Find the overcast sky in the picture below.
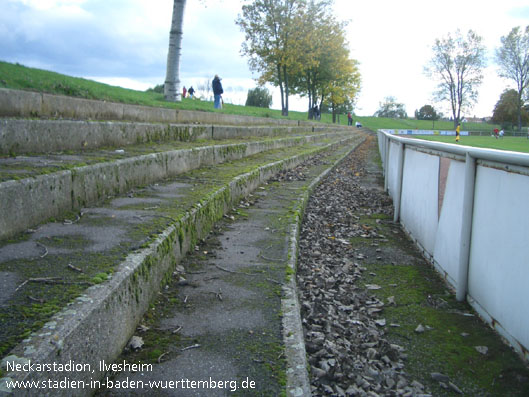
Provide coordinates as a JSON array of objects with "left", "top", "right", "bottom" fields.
[{"left": 1, "top": 0, "right": 529, "bottom": 117}]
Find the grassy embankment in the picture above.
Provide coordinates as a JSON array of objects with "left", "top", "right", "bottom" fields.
[
  {"left": 6, "top": 60, "right": 529, "bottom": 153},
  {"left": 0, "top": 60, "right": 496, "bottom": 129}
]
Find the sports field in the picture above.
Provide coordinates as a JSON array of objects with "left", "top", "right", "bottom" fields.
[{"left": 415, "top": 135, "right": 529, "bottom": 154}]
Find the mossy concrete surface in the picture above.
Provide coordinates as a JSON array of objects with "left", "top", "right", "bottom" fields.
[
  {"left": 351, "top": 140, "right": 529, "bottom": 396},
  {"left": 0, "top": 132, "right": 365, "bottom": 396},
  {"left": 0, "top": 88, "right": 327, "bottom": 128},
  {"left": 97, "top": 140, "right": 360, "bottom": 397},
  {"left": 0, "top": 118, "right": 334, "bottom": 155},
  {"left": 0, "top": 129, "right": 355, "bottom": 240}
]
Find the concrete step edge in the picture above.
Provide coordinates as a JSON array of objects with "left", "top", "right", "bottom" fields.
[
  {"left": 0, "top": 118, "right": 349, "bottom": 155},
  {"left": 1, "top": 88, "right": 340, "bottom": 128},
  {"left": 0, "top": 131, "right": 356, "bottom": 240},
  {"left": 0, "top": 135, "right": 360, "bottom": 396}
]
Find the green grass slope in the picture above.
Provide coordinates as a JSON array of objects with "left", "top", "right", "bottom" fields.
[
  {"left": 412, "top": 135, "right": 529, "bottom": 153},
  {"left": 0, "top": 60, "right": 502, "bottom": 134}
]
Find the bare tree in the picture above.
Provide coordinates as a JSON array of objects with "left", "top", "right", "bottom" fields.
[
  {"left": 496, "top": 26, "right": 529, "bottom": 131},
  {"left": 425, "top": 29, "right": 486, "bottom": 127},
  {"left": 164, "top": 0, "right": 186, "bottom": 102}
]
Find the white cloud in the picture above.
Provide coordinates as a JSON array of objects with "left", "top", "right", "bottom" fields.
[
  {"left": 336, "top": 0, "right": 529, "bottom": 116},
  {"left": 1, "top": 0, "right": 528, "bottom": 116},
  {"left": 13, "top": 0, "right": 88, "bottom": 11}
]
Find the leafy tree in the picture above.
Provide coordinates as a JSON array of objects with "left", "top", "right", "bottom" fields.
[
  {"left": 288, "top": 0, "right": 332, "bottom": 117},
  {"left": 237, "top": 0, "right": 306, "bottom": 116},
  {"left": 495, "top": 26, "right": 529, "bottom": 130},
  {"left": 492, "top": 88, "right": 529, "bottom": 126},
  {"left": 374, "top": 96, "right": 407, "bottom": 118},
  {"left": 164, "top": 0, "right": 186, "bottom": 101},
  {"left": 245, "top": 87, "right": 273, "bottom": 108},
  {"left": 425, "top": 29, "right": 486, "bottom": 128},
  {"left": 146, "top": 84, "right": 164, "bottom": 94},
  {"left": 321, "top": 98, "right": 354, "bottom": 115},
  {"left": 326, "top": 57, "right": 361, "bottom": 122},
  {"left": 415, "top": 104, "right": 440, "bottom": 120},
  {"left": 286, "top": 0, "right": 360, "bottom": 120}
]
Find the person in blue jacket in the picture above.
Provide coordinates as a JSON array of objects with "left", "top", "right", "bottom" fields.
[{"left": 212, "top": 75, "right": 224, "bottom": 109}]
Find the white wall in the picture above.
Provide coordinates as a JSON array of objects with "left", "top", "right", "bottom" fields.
[
  {"left": 432, "top": 159, "right": 465, "bottom": 285},
  {"left": 469, "top": 167, "right": 529, "bottom": 352},
  {"left": 378, "top": 130, "right": 529, "bottom": 361},
  {"left": 400, "top": 149, "right": 439, "bottom": 255},
  {"left": 386, "top": 140, "right": 400, "bottom": 197}
]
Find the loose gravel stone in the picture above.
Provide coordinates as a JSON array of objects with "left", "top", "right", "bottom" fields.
[{"left": 297, "top": 136, "right": 431, "bottom": 396}]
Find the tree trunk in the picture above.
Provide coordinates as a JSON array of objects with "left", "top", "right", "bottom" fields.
[
  {"left": 283, "top": 65, "right": 289, "bottom": 116},
  {"left": 517, "top": 90, "right": 523, "bottom": 131},
  {"left": 277, "top": 64, "right": 286, "bottom": 116},
  {"left": 164, "top": 0, "right": 186, "bottom": 102},
  {"left": 307, "top": 76, "right": 313, "bottom": 120}
]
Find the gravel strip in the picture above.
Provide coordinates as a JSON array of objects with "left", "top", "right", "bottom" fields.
[{"left": 297, "top": 136, "right": 432, "bottom": 397}]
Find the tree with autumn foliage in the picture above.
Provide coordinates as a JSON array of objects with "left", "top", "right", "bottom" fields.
[
  {"left": 237, "top": 0, "right": 360, "bottom": 118},
  {"left": 492, "top": 88, "right": 529, "bottom": 127},
  {"left": 288, "top": 0, "right": 360, "bottom": 120},
  {"left": 237, "top": 0, "right": 306, "bottom": 116},
  {"left": 326, "top": 57, "right": 361, "bottom": 122}
]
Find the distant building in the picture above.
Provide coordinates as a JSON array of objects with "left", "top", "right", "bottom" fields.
[{"left": 465, "top": 117, "right": 487, "bottom": 123}]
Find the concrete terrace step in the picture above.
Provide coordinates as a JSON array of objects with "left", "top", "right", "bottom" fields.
[
  {"left": 0, "top": 118, "right": 341, "bottom": 155},
  {"left": 0, "top": 88, "right": 315, "bottom": 127},
  {"left": 0, "top": 89, "right": 365, "bottom": 395},
  {"left": 97, "top": 138, "right": 361, "bottom": 397},
  {"left": 0, "top": 130, "right": 355, "bottom": 240},
  {"left": 0, "top": 132, "right": 366, "bottom": 396}
]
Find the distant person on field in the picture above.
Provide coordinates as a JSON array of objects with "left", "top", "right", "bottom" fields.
[
  {"left": 188, "top": 86, "right": 195, "bottom": 99},
  {"left": 212, "top": 75, "right": 224, "bottom": 109},
  {"left": 499, "top": 129, "right": 504, "bottom": 138},
  {"left": 455, "top": 123, "right": 461, "bottom": 142},
  {"left": 493, "top": 128, "right": 499, "bottom": 138},
  {"left": 347, "top": 111, "right": 353, "bottom": 126},
  {"left": 313, "top": 105, "right": 320, "bottom": 120},
  {"left": 182, "top": 86, "right": 187, "bottom": 99}
]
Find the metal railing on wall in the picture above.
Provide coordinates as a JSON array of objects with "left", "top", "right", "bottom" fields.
[{"left": 377, "top": 129, "right": 529, "bottom": 361}]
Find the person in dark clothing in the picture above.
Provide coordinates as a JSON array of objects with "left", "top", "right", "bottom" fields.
[
  {"left": 313, "top": 105, "right": 320, "bottom": 120},
  {"left": 188, "top": 86, "right": 195, "bottom": 99},
  {"left": 347, "top": 111, "right": 353, "bottom": 126},
  {"left": 212, "top": 75, "right": 223, "bottom": 109}
]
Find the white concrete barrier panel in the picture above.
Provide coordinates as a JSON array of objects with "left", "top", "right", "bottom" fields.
[{"left": 377, "top": 129, "right": 529, "bottom": 361}]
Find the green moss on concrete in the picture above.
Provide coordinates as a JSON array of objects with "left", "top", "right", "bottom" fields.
[
  {"left": 0, "top": 136, "right": 357, "bottom": 364},
  {"left": 357, "top": 213, "right": 529, "bottom": 396}
]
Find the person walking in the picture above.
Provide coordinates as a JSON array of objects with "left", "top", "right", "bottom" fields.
[
  {"left": 188, "top": 86, "right": 195, "bottom": 99},
  {"left": 455, "top": 122, "right": 461, "bottom": 142},
  {"left": 347, "top": 112, "right": 353, "bottom": 126},
  {"left": 182, "top": 86, "right": 187, "bottom": 99},
  {"left": 212, "top": 75, "right": 223, "bottom": 109}
]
